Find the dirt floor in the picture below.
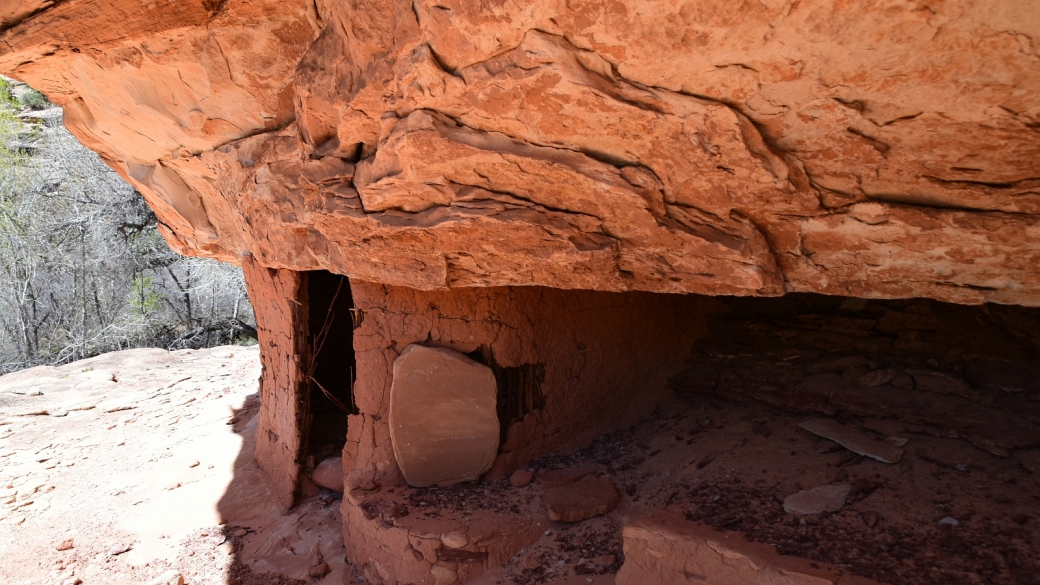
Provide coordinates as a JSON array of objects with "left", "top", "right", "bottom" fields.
[
  {"left": 0, "top": 345, "right": 346, "bottom": 585},
  {"left": 367, "top": 295, "right": 1040, "bottom": 585}
]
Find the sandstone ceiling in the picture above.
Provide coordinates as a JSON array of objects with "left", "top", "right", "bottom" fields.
[{"left": 2, "top": 0, "right": 1039, "bottom": 304}]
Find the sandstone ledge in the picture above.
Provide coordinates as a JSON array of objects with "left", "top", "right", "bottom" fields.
[{"left": 1, "top": 1, "right": 1038, "bottom": 304}]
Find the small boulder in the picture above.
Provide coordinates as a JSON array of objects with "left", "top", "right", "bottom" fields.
[
  {"left": 522, "top": 556, "right": 542, "bottom": 569},
  {"left": 312, "top": 456, "right": 344, "bottom": 492},
  {"left": 108, "top": 543, "right": 132, "bottom": 556},
  {"left": 509, "top": 469, "right": 534, "bottom": 488},
  {"left": 440, "top": 530, "right": 468, "bottom": 549},
  {"left": 543, "top": 475, "right": 621, "bottom": 522},
  {"left": 905, "top": 368, "right": 979, "bottom": 400},
  {"left": 430, "top": 566, "right": 458, "bottom": 585}
]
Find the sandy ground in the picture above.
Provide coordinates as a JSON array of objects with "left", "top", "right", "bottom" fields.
[
  {"left": 3, "top": 340, "right": 1037, "bottom": 585},
  {"left": 0, "top": 346, "right": 346, "bottom": 585}
]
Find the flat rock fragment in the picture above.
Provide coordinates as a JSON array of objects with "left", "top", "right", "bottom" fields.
[
  {"left": 905, "top": 369, "right": 979, "bottom": 400},
  {"left": 783, "top": 485, "right": 852, "bottom": 515},
  {"left": 800, "top": 419, "right": 903, "bottom": 463},
  {"left": 543, "top": 475, "right": 621, "bottom": 522},
  {"left": 389, "top": 345, "right": 499, "bottom": 487}
]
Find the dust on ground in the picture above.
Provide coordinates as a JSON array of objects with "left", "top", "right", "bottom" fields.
[{"left": 0, "top": 345, "right": 345, "bottom": 585}]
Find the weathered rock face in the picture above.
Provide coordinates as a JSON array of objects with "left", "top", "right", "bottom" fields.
[{"left": 3, "top": 0, "right": 1040, "bottom": 304}]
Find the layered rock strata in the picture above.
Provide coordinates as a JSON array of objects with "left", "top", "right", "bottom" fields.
[
  {"left": 5, "top": 3, "right": 1040, "bottom": 584},
  {"left": 2, "top": 0, "right": 1039, "bottom": 303}
]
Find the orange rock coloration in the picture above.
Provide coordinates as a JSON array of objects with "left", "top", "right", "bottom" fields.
[
  {"left": 2, "top": 0, "right": 1039, "bottom": 304},
  {"left": 5, "top": 4, "right": 1040, "bottom": 584}
]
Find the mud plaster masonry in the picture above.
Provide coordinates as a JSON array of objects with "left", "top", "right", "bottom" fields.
[
  {"left": 346, "top": 284, "right": 710, "bottom": 581},
  {"left": 242, "top": 257, "right": 310, "bottom": 509},
  {"left": 242, "top": 268, "right": 712, "bottom": 579}
]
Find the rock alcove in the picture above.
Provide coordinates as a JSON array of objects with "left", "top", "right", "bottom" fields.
[{"left": 3, "top": 1, "right": 1040, "bottom": 583}]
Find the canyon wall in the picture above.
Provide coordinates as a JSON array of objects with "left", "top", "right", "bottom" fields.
[{"left": 2, "top": 0, "right": 1039, "bottom": 304}]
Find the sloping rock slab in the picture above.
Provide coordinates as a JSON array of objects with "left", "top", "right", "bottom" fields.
[
  {"left": 800, "top": 419, "right": 903, "bottom": 463},
  {"left": 389, "top": 345, "right": 499, "bottom": 487},
  {"left": 616, "top": 510, "right": 885, "bottom": 585}
]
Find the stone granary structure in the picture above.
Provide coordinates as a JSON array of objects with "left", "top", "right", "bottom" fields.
[{"left": 4, "top": 2, "right": 1040, "bottom": 584}]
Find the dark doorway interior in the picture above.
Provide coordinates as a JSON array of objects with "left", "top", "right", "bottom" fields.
[
  {"left": 305, "top": 270, "right": 357, "bottom": 463},
  {"left": 466, "top": 346, "right": 546, "bottom": 444}
]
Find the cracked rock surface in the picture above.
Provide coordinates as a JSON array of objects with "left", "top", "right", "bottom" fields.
[{"left": 2, "top": 0, "right": 1039, "bottom": 303}]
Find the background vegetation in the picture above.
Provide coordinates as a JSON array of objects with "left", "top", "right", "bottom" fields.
[{"left": 0, "top": 77, "right": 255, "bottom": 375}]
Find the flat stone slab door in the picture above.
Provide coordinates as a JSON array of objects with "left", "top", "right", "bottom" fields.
[{"left": 389, "top": 345, "right": 500, "bottom": 487}]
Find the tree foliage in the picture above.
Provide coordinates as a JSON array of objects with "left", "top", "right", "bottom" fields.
[{"left": 0, "top": 81, "right": 255, "bottom": 374}]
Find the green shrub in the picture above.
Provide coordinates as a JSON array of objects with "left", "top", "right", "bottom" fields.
[
  {"left": 131, "top": 275, "right": 163, "bottom": 317},
  {"left": 0, "top": 78, "right": 13, "bottom": 107},
  {"left": 20, "top": 88, "right": 48, "bottom": 110}
]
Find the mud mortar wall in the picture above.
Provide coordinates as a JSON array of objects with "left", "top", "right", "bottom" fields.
[
  {"left": 242, "top": 256, "right": 310, "bottom": 508},
  {"left": 342, "top": 282, "right": 713, "bottom": 492}
]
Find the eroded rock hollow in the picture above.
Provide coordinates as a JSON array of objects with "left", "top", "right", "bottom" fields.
[{"left": 4, "top": 1, "right": 1040, "bottom": 584}]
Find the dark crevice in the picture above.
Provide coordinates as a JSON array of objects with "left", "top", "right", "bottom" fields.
[
  {"left": 465, "top": 347, "right": 546, "bottom": 444},
  {"left": 846, "top": 127, "right": 891, "bottom": 156},
  {"left": 922, "top": 174, "right": 1040, "bottom": 190},
  {"left": 304, "top": 271, "right": 356, "bottom": 466}
]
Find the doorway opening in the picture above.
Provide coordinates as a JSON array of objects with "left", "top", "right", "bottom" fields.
[{"left": 304, "top": 270, "right": 357, "bottom": 464}]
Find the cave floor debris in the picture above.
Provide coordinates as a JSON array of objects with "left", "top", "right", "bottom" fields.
[{"left": 392, "top": 391, "right": 1038, "bottom": 585}]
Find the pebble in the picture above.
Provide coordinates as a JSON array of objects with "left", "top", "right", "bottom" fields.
[
  {"left": 523, "top": 556, "right": 542, "bottom": 569},
  {"left": 56, "top": 538, "right": 74, "bottom": 551},
  {"left": 939, "top": 516, "right": 959, "bottom": 526},
  {"left": 108, "top": 543, "right": 132, "bottom": 556}
]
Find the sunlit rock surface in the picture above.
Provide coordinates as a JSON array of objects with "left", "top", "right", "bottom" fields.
[{"left": 2, "top": 0, "right": 1039, "bottom": 304}]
